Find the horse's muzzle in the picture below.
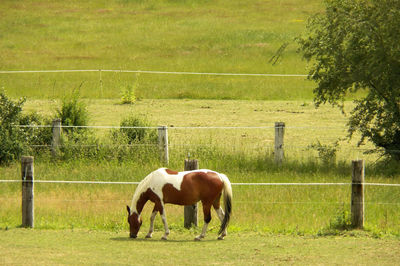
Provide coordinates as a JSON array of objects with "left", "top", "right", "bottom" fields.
[{"left": 130, "top": 233, "right": 137, "bottom": 239}]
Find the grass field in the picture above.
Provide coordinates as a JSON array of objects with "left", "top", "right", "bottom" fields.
[
  {"left": 2, "top": 229, "right": 400, "bottom": 265},
  {"left": 1, "top": 99, "right": 400, "bottom": 236},
  {"left": 0, "top": 0, "right": 324, "bottom": 99},
  {"left": 1, "top": 0, "right": 400, "bottom": 264}
]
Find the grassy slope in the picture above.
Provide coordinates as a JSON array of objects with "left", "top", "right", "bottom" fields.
[
  {"left": 1, "top": 229, "right": 400, "bottom": 265},
  {"left": 0, "top": 0, "right": 323, "bottom": 99}
]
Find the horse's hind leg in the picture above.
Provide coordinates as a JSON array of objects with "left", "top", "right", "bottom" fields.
[
  {"left": 215, "top": 207, "right": 227, "bottom": 240},
  {"left": 195, "top": 203, "right": 212, "bottom": 241},
  {"left": 213, "top": 200, "right": 227, "bottom": 240},
  {"left": 146, "top": 206, "right": 158, "bottom": 238}
]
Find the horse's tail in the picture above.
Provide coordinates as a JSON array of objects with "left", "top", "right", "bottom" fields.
[{"left": 218, "top": 174, "right": 232, "bottom": 235}]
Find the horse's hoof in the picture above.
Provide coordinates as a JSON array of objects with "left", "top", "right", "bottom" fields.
[
  {"left": 217, "top": 236, "right": 225, "bottom": 240},
  {"left": 145, "top": 234, "right": 152, "bottom": 239},
  {"left": 161, "top": 236, "right": 168, "bottom": 241},
  {"left": 194, "top": 237, "right": 202, "bottom": 241}
]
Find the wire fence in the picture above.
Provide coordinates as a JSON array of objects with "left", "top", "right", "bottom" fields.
[
  {"left": 1, "top": 179, "right": 399, "bottom": 233},
  {"left": 2, "top": 179, "right": 400, "bottom": 187},
  {"left": 15, "top": 123, "right": 397, "bottom": 162},
  {"left": 0, "top": 69, "right": 308, "bottom": 77},
  {"left": 0, "top": 68, "right": 313, "bottom": 99}
]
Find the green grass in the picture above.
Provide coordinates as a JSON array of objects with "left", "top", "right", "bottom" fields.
[
  {"left": 2, "top": 98, "right": 400, "bottom": 236},
  {"left": 1, "top": 158, "right": 400, "bottom": 236},
  {"left": 0, "top": 0, "right": 323, "bottom": 100},
  {"left": 22, "top": 98, "right": 376, "bottom": 163},
  {"left": 1, "top": 229, "right": 400, "bottom": 265},
  {"left": 1, "top": 0, "right": 400, "bottom": 254}
]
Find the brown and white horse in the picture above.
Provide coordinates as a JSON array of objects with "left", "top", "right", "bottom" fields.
[{"left": 126, "top": 168, "right": 232, "bottom": 241}]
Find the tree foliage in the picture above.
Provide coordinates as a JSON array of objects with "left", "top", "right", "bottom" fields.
[
  {"left": 0, "top": 92, "right": 26, "bottom": 165},
  {"left": 298, "top": 0, "right": 400, "bottom": 159},
  {"left": 0, "top": 92, "right": 53, "bottom": 165}
]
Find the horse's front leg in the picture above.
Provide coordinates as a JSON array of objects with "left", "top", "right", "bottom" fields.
[
  {"left": 159, "top": 203, "right": 170, "bottom": 240},
  {"left": 146, "top": 207, "right": 158, "bottom": 238}
]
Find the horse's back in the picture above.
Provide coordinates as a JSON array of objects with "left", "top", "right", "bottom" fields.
[{"left": 161, "top": 169, "right": 224, "bottom": 205}]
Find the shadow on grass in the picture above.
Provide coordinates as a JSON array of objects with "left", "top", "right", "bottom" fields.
[{"left": 110, "top": 236, "right": 219, "bottom": 243}]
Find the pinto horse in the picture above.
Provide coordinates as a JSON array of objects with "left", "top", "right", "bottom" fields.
[{"left": 126, "top": 168, "right": 232, "bottom": 241}]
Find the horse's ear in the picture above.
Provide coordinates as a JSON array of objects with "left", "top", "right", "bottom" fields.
[{"left": 126, "top": 205, "right": 131, "bottom": 215}]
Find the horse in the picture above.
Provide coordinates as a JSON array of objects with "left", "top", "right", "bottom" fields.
[{"left": 126, "top": 168, "right": 232, "bottom": 241}]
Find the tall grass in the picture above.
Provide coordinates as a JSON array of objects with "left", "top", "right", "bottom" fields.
[{"left": 1, "top": 144, "right": 400, "bottom": 236}]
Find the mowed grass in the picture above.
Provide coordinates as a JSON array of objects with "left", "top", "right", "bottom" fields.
[
  {"left": 1, "top": 229, "right": 400, "bottom": 265},
  {"left": 0, "top": 0, "right": 324, "bottom": 100}
]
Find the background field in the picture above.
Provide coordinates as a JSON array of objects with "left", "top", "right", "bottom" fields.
[{"left": 0, "top": 0, "right": 324, "bottom": 99}]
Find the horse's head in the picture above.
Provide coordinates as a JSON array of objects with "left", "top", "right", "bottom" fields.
[{"left": 126, "top": 206, "right": 142, "bottom": 238}]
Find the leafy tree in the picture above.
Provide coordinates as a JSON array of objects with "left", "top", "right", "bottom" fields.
[{"left": 298, "top": 0, "right": 400, "bottom": 159}]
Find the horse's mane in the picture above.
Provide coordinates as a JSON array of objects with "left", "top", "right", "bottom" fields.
[{"left": 130, "top": 170, "right": 158, "bottom": 214}]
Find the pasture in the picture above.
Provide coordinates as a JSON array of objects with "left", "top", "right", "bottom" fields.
[
  {"left": 1, "top": 0, "right": 400, "bottom": 264},
  {"left": 0, "top": 0, "right": 324, "bottom": 100},
  {"left": 2, "top": 229, "right": 400, "bottom": 265},
  {"left": 1, "top": 99, "right": 400, "bottom": 236}
]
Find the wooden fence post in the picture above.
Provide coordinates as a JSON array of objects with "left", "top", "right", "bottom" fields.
[
  {"left": 51, "top": 118, "right": 62, "bottom": 157},
  {"left": 351, "top": 159, "right": 364, "bottom": 229},
  {"left": 21, "top": 156, "right": 34, "bottom": 228},
  {"left": 184, "top": 159, "right": 198, "bottom": 228},
  {"left": 158, "top": 126, "right": 169, "bottom": 165},
  {"left": 274, "top": 122, "right": 285, "bottom": 164}
]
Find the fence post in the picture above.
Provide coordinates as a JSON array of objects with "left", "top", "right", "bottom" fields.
[
  {"left": 21, "top": 156, "right": 34, "bottom": 228},
  {"left": 274, "top": 122, "right": 285, "bottom": 164},
  {"left": 351, "top": 159, "right": 364, "bottom": 229},
  {"left": 51, "top": 118, "right": 62, "bottom": 157},
  {"left": 99, "top": 69, "right": 103, "bottom": 98},
  {"left": 184, "top": 159, "right": 198, "bottom": 229},
  {"left": 158, "top": 126, "right": 169, "bottom": 165}
]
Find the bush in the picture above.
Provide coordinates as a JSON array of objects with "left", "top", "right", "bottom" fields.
[
  {"left": 0, "top": 92, "right": 26, "bottom": 165},
  {"left": 59, "top": 130, "right": 100, "bottom": 161},
  {"left": 308, "top": 140, "right": 339, "bottom": 165},
  {"left": 120, "top": 74, "right": 139, "bottom": 104},
  {"left": 56, "top": 90, "right": 89, "bottom": 135},
  {"left": 116, "top": 115, "right": 158, "bottom": 144}
]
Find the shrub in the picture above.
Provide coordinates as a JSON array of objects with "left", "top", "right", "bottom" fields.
[
  {"left": 19, "top": 112, "right": 53, "bottom": 157},
  {"left": 56, "top": 90, "right": 89, "bottom": 135},
  {"left": 106, "top": 114, "right": 158, "bottom": 162},
  {"left": 59, "top": 130, "right": 100, "bottom": 161},
  {"left": 0, "top": 92, "right": 26, "bottom": 165},
  {"left": 308, "top": 140, "right": 339, "bottom": 165},
  {"left": 116, "top": 115, "right": 157, "bottom": 144},
  {"left": 120, "top": 74, "right": 139, "bottom": 104}
]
